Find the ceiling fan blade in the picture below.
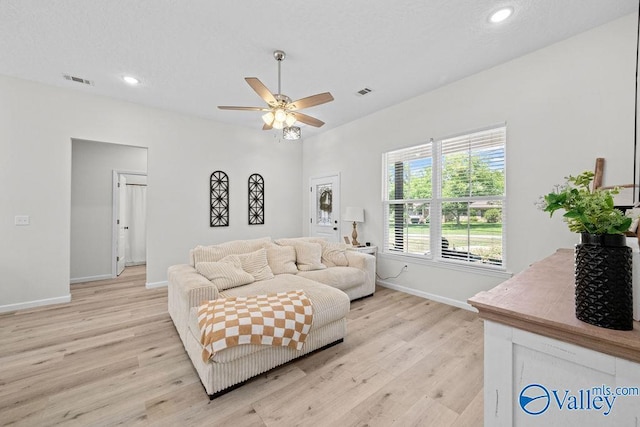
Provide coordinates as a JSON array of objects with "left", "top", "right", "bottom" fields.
[
  {"left": 292, "top": 112, "right": 325, "bottom": 127},
  {"left": 288, "top": 92, "right": 334, "bottom": 111},
  {"left": 218, "top": 106, "right": 270, "bottom": 111},
  {"left": 245, "top": 77, "right": 278, "bottom": 106}
]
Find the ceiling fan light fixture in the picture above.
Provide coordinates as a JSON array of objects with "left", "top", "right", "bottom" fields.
[
  {"left": 218, "top": 50, "right": 334, "bottom": 132},
  {"left": 283, "top": 126, "right": 301, "bottom": 140},
  {"left": 262, "top": 111, "right": 275, "bottom": 125},
  {"left": 274, "top": 108, "right": 287, "bottom": 123}
]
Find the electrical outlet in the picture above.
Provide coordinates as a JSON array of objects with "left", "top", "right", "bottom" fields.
[{"left": 15, "top": 215, "right": 30, "bottom": 226}]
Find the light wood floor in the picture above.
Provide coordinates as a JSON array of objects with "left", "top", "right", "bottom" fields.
[{"left": 0, "top": 266, "right": 484, "bottom": 426}]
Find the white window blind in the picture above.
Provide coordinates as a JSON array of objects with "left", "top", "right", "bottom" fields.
[{"left": 383, "top": 125, "right": 506, "bottom": 268}]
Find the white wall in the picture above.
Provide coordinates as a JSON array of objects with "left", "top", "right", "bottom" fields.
[
  {"left": 2, "top": 14, "right": 635, "bottom": 312},
  {"left": 302, "top": 14, "right": 637, "bottom": 307},
  {"left": 0, "top": 75, "right": 303, "bottom": 311},
  {"left": 70, "top": 140, "right": 147, "bottom": 282}
]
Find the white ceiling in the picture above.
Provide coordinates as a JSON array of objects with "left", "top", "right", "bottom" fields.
[{"left": 0, "top": 0, "right": 637, "bottom": 138}]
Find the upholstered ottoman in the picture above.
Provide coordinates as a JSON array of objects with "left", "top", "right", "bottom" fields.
[{"left": 179, "top": 274, "right": 350, "bottom": 397}]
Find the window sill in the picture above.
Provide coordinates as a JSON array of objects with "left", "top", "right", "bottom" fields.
[{"left": 379, "top": 251, "right": 513, "bottom": 279}]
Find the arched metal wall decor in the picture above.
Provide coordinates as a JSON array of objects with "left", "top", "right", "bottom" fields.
[
  {"left": 248, "top": 173, "right": 265, "bottom": 225},
  {"left": 210, "top": 171, "right": 229, "bottom": 227}
]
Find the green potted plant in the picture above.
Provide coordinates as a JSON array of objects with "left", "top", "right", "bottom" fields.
[
  {"left": 540, "top": 170, "right": 631, "bottom": 238},
  {"left": 539, "top": 170, "right": 633, "bottom": 330}
]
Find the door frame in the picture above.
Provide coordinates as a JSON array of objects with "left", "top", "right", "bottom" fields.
[
  {"left": 111, "top": 169, "right": 147, "bottom": 278},
  {"left": 308, "top": 172, "right": 341, "bottom": 241}
]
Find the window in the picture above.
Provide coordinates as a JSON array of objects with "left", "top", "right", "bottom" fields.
[{"left": 383, "top": 125, "right": 506, "bottom": 268}]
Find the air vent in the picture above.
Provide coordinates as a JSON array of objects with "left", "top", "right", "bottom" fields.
[
  {"left": 356, "top": 87, "right": 373, "bottom": 96},
  {"left": 63, "top": 74, "right": 93, "bottom": 86}
]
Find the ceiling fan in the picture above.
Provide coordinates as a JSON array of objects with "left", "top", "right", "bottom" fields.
[{"left": 218, "top": 50, "right": 334, "bottom": 136}]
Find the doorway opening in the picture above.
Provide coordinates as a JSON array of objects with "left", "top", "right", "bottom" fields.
[
  {"left": 112, "top": 171, "right": 147, "bottom": 277},
  {"left": 70, "top": 139, "right": 148, "bottom": 284}
]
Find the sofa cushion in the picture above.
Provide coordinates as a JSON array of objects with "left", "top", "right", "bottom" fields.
[
  {"left": 190, "top": 237, "right": 272, "bottom": 266},
  {"left": 274, "top": 237, "right": 349, "bottom": 268},
  {"left": 274, "top": 237, "right": 327, "bottom": 247},
  {"left": 220, "top": 274, "right": 349, "bottom": 329},
  {"left": 321, "top": 242, "right": 349, "bottom": 267},
  {"left": 265, "top": 243, "right": 298, "bottom": 275},
  {"left": 294, "top": 241, "right": 326, "bottom": 272},
  {"left": 236, "top": 248, "right": 274, "bottom": 281},
  {"left": 297, "top": 267, "right": 366, "bottom": 292},
  {"left": 188, "top": 274, "right": 350, "bottom": 363},
  {"left": 195, "top": 256, "right": 255, "bottom": 291}
]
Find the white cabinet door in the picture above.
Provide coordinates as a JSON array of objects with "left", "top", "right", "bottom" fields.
[{"left": 484, "top": 321, "right": 640, "bottom": 426}]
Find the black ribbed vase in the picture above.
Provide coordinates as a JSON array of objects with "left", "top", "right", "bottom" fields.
[{"left": 574, "top": 233, "right": 633, "bottom": 331}]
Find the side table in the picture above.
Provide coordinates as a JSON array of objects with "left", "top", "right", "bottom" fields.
[{"left": 348, "top": 245, "right": 377, "bottom": 256}]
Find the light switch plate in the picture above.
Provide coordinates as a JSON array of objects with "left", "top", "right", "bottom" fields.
[{"left": 15, "top": 215, "right": 30, "bottom": 226}]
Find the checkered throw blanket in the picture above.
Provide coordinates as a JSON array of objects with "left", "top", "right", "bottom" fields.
[{"left": 197, "top": 290, "right": 314, "bottom": 362}]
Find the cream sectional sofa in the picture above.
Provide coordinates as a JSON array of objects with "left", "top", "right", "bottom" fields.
[{"left": 167, "top": 236, "right": 375, "bottom": 398}]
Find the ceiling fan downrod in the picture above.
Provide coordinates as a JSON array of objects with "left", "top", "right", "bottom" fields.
[{"left": 274, "top": 50, "right": 285, "bottom": 98}]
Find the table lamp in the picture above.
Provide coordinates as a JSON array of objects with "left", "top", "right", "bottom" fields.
[{"left": 343, "top": 207, "right": 364, "bottom": 246}]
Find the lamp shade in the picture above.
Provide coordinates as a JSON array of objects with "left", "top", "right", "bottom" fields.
[
  {"left": 285, "top": 113, "right": 297, "bottom": 127},
  {"left": 343, "top": 207, "right": 364, "bottom": 223},
  {"left": 262, "top": 111, "right": 275, "bottom": 125},
  {"left": 274, "top": 108, "right": 287, "bottom": 123}
]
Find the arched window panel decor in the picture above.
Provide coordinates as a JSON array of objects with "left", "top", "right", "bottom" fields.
[
  {"left": 210, "top": 171, "right": 229, "bottom": 227},
  {"left": 248, "top": 173, "right": 265, "bottom": 225}
]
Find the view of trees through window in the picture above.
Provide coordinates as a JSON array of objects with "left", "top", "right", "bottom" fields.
[{"left": 384, "top": 126, "right": 506, "bottom": 267}]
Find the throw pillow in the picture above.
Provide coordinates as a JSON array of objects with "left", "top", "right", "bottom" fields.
[
  {"left": 265, "top": 243, "right": 298, "bottom": 275},
  {"left": 321, "top": 242, "right": 349, "bottom": 267},
  {"left": 295, "top": 241, "right": 326, "bottom": 271},
  {"left": 190, "top": 237, "right": 272, "bottom": 265},
  {"left": 195, "top": 256, "right": 255, "bottom": 291},
  {"left": 236, "top": 248, "right": 275, "bottom": 281}
]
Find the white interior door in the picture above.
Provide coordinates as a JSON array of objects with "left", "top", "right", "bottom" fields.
[
  {"left": 124, "top": 182, "right": 147, "bottom": 266},
  {"left": 309, "top": 174, "right": 340, "bottom": 242},
  {"left": 116, "top": 174, "right": 127, "bottom": 276}
]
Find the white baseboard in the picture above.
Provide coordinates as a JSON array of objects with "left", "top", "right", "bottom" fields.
[
  {"left": 146, "top": 280, "right": 168, "bottom": 289},
  {"left": 376, "top": 280, "right": 477, "bottom": 312},
  {"left": 70, "top": 274, "right": 112, "bottom": 284},
  {"left": 0, "top": 295, "right": 71, "bottom": 313},
  {"left": 125, "top": 262, "right": 146, "bottom": 267}
]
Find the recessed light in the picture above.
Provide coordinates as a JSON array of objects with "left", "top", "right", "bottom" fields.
[
  {"left": 123, "top": 75, "right": 140, "bottom": 85},
  {"left": 489, "top": 7, "right": 513, "bottom": 24}
]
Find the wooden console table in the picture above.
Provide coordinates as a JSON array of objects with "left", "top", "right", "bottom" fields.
[{"left": 468, "top": 249, "right": 640, "bottom": 425}]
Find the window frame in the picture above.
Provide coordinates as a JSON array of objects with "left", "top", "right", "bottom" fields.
[{"left": 382, "top": 124, "right": 507, "bottom": 271}]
